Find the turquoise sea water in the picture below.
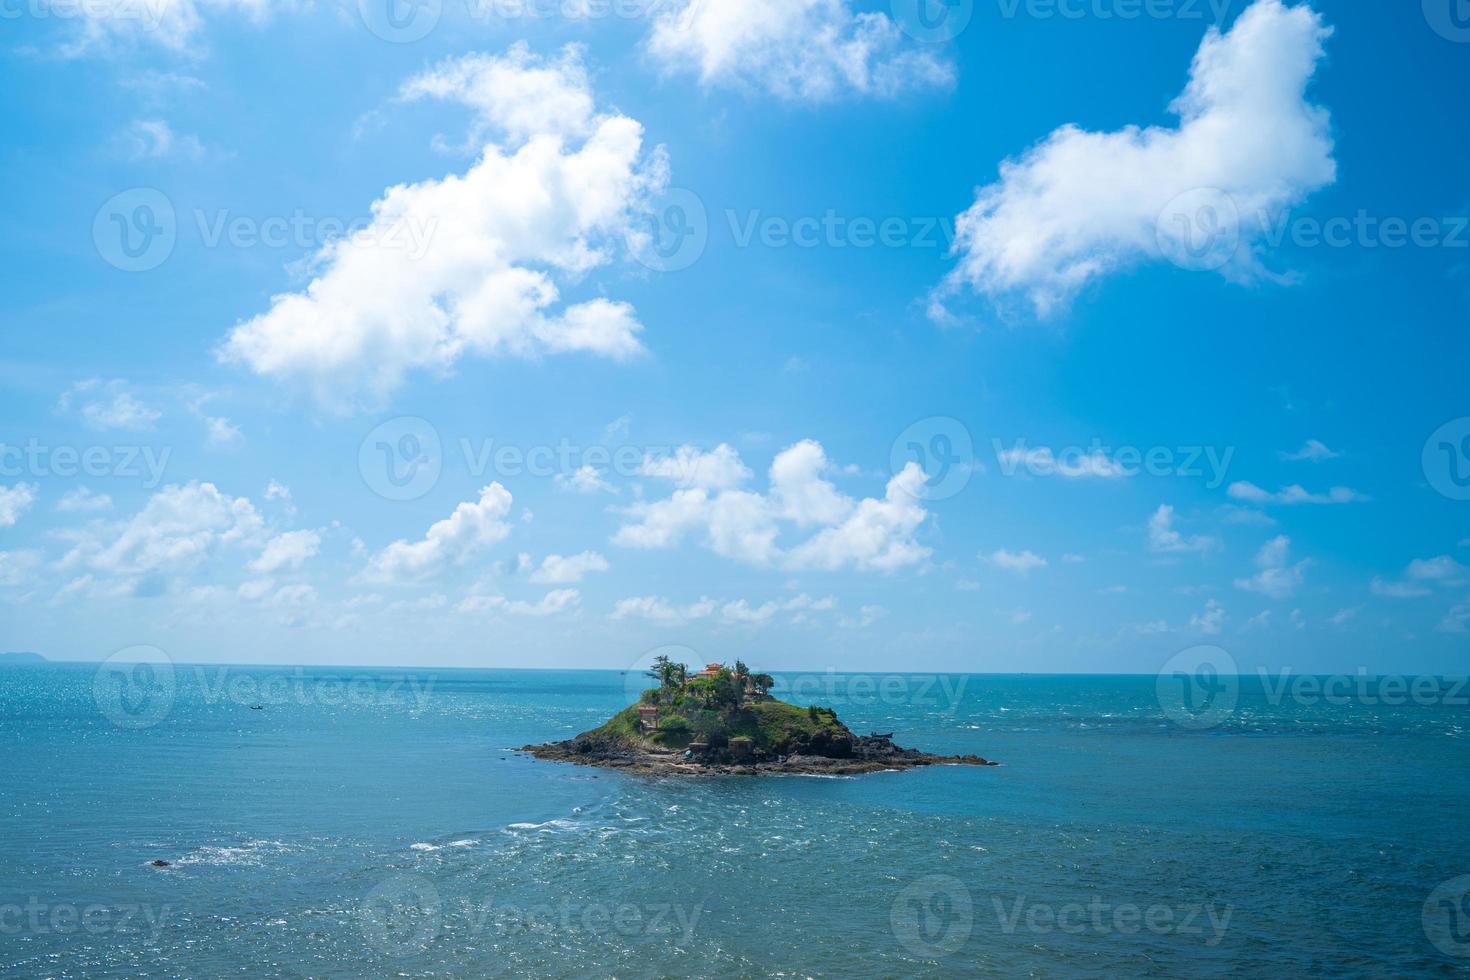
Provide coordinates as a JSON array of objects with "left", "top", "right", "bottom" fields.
[{"left": 2, "top": 662, "right": 1469, "bottom": 977}]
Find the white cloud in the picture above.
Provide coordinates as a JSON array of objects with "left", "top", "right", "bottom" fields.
[
  {"left": 722, "top": 593, "right": 836, "bottom": 624},
  {"left": 555, "top": 465, "right": 617, "bottom": 494},
  {"left": 205, "top": 416, "right": 244, "bottom": 449},
  {"left": 612, "top": 592, "right": 837, "bottom": 625},
  {"left": 459, "top": 588, "right": 581, "bottom": 617},
  {"left": 58, "top": 481, "right": 264, "bottom": 594},
  {"left": 116, "top": 119, "right": 206, "bottom": 161},
  {"left": 768, "top": 440, "right": 853, "bottom": 526},
  {"left": 1227, "top": 481, "right": 1367, "bottom": 505},
  {"left": 249, "top": 529, "right": 321, "bottom": 574},
  {"left": 1439, "top": 598, "right": 1470, "bottom": 635},
  {"left": 640, "top": 444, "right": 752, "bottom": 490},
  {"left": 220, "top": 45, "right": 657, "bottom": 410},
  {"left": 785, "top": 465, "right": 930, "bottom": 572},
  {"left": 238, "top": 577, "right": 275, "bottom": 601},
  {"left": 611, "top": 594, "right": 718, "bottom": 624},
  {"left": 1372, "top": 556, "right": 1468, "bottom": 598},
  {"left": 1147, "top": 505, "right": 1217, "bottom": 555},
  {"left": 1243, "top": 609, "right": 1272, "bottom": 631},
  {"left": 616, "top": 441, "right": 931, "bottom": 572},
  {"left": 528, "top": 550, "right": 609, "bottom": 584},
  {"left": 647, "top": 0, "right": 953, "bottom": 102},
  {"left": 1278, "top": 438, "right": 1340, "bottom": 462},
  {"left": 1327, "top": 606, "right": 1359, "bottom": 627},
  {"left": 1234, "top": 535, "right": 1308, "bottom": 599},
  {"left": 0, "top": 484, "right": 38, "bottom": 527},
  {"left": 57, "top": 487, "right": 112, "bottom": 513},
  {"left": 365, "top": 484, "right": 514, "bottom": 582},
  {"left": 1406, "top": 556, "right": 1468, "bottom": 584},
  {"left": 840, "top": 603, "right": 887, "bottom": 629},
  {"left": 1371, "top": 578, "right": 1429, "bottom": 599},
  {"left": 987, "top": 549, "right": 1048, "bottom": 575},
  {"left": 59, "top": 379, "right": 160, "bottom": 431},
  {"left": 264, "top": 481, "right": 291, "bottom": 501},
  {"left": 1189, "top": 598, "right": 1226, "bottom": 635},
  {"left": 46, "top": 0, "right": 275, "bottom": 55},
  {"left": 934, "top": 0, "right": 1335, "bottom": 318},
  {"left": 0, "top": 550, "right": 42, "bottom": 586}
]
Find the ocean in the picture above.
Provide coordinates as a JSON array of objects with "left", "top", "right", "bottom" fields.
[{"left": 2, "top": 662, "right": 1468, "bottom": 977}]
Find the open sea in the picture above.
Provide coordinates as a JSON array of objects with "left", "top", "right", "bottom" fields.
[{"left": 2, "top": 662, "right": 1468, "bottom": 977}]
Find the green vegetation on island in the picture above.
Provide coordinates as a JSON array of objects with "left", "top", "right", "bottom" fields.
[{"left": 523, "top": 657, "right": 997, "bottom": 776}]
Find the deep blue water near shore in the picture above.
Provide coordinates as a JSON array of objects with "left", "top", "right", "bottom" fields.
[{"left": 2, "top": 663, "right": 1468, "bottom": 977}]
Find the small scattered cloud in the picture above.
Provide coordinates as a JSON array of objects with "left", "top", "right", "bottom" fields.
[
  {"left": 1372, "top": 555, "right": 1468, "bottom": 598},
  {"left": 1227, "top": 482, "right": 1368, "bottom": 506},
  {"left": 205, "top": 416, "right": 244, "bottom": 449},
  {"left": 1147, "top": 505, "right": 1217, "bottom": 555},
  {"left": 987, "top": 549, "right": 1048, "bottom": 576},
  {"left": 59, "top": 379, "right": 160, "bottom": 432},
  {"left": 1188, "top": 598, "right": 1225, "bottom": 635},
  {"left": 56, "top": 487, "right": 112, "bottom": 514},
  {"left": 0, "top": 484, "right": 39, "bottom": 527},
  {"left": 249, "top": 529, "right": 321, "bottom": 574},
  {"left": 1278, "top": 439, "right": 1341, "bottom": 462},
  {"left": 555, "top": 466, "right": 618, "bottom": 495},
  {"left": 459, "top": 588, "right": 581, "bottom": 618},
  {"left": 527, "top": 551, "right": 609, "bottom": 585},
  {"left": 1234, "top": 535, "right": 1308, "bottom": 599},
  {"left": 647, "top": 0, "right": 954, "bottom": 102},
  {"left": 115, "top": 119, "right": 207, "bottom": 161}
]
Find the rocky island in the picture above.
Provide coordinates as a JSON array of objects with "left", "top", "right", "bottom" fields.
[{"left": 523, "top": 658, "right": 997, "bottom": 777}]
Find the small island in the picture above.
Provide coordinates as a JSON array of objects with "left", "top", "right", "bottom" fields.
[{"left": 523, "top": 658, "right": 997, "bottom": 776}]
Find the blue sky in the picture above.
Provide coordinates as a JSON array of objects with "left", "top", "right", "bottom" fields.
[{"left": 2, "top": 0, "right": 1468, "bottom": 673}]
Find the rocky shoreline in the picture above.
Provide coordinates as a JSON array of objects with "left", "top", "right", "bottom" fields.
[{"left": 521, "top": 732, "right": 998, "bottom": 777}]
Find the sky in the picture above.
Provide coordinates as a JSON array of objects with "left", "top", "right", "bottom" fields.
[{"left": 1, "top": 0, "right": 1468, "bottom": 674}]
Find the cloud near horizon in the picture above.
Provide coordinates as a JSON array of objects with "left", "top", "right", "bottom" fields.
[{"left": 614, "top": 440, "right": 932, "bottom": 572}]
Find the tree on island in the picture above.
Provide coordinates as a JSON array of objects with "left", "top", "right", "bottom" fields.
[{"left": 647, "top": 654, "right": 683, "bottom": 694}]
